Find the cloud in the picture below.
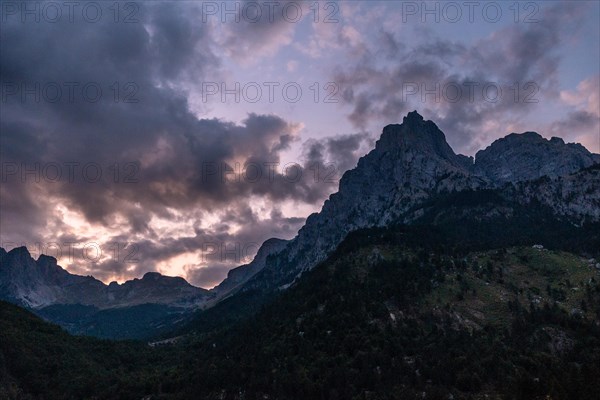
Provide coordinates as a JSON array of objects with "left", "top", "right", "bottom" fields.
[
  {"left": 327, "top": 1, "right": 592, "bottom": 154},
  {"left": 299, "top": 6, "right": 369, "bottom": 60},
  {"left": 550, "top": 75, "right": 600, "bottom": 152},
  {"left": 560, "top": 75, "right": 600, "bottom": 118},
  {"left": 302, "top": 133, "right": 371, "bottom": 179},
  {"left": 287, "top": 60, "right": 298, "bottom": 72},
  {"left": 214, "top": 0, "right": 306, "bottom": 64},
  {"left": 0, "top": 1, "right": 342, "bottom": 287},
  {"left": 2, "top": 0, "right": 597, "bottom": 288}
]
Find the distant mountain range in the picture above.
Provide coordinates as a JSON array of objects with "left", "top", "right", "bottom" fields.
[
  {"left": 0, "top": 247, "right": 208, "bottom": 309},
  {"left": 1, "top": 111, "right": 599, "bottom": 340},
  {"left": 0, "top": 238, "right": 286, "bottom": 338}
]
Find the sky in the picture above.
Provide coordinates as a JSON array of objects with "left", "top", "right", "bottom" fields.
[{"left": 1, "top": 0, "right": 599, "bottom": 288}]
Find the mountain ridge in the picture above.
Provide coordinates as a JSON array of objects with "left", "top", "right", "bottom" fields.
[
  {"left": 0, "top": 246, "right": 208, "bottom": 309},
  {"left": 234, "top": 111, "right": 600, "bottom": 296},
  {"left": 2, "top": 111, "right": 599, "bottom": 340},
  {"left": 0, "top": 238, "right": 290, "bottom": 338},
  {"left": 473, "top": 129, "right": 600, "bottom": 183}
]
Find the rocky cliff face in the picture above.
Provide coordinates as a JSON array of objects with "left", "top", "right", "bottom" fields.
[
  {"left": 241, "top": 111, "right": 600, "bottom": 292},
  {"left": 268, "top": 112, "right": 485, "bottom": 283},
  {"left": 213, "top": 238, "right": 288, "bottom": 297},
  {"left": 0, "top": 247, "right": 103, "bottom": 308},
  {"left": 509, "top": 164, "right": 600, "bottom": 223},
  {"left": 473, "top": 132, "right": 600, "bottom": 183}
]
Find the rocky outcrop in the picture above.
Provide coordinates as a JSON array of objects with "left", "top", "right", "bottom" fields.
[
  {"left": 510, "top": 164, "right": 600, "bottom": 223},
  {"left": 473, "top": 132, "right": 600, "bottom": 184},
  {"left": 0, "top": 247, "right": 104, "bottom": 308}
]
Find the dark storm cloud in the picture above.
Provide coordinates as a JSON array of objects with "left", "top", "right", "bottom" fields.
[
  {"left": 0, "top": 181, "right": 46, "bottom": 245},
  {"left": 0, "top": 1, "right": 330, "bottom": 227},
  {"left": 301, "top": 131, "right": 371, "bottom": 194},
  {"left": 0, "top": 1, "right": 355, "bottom": 286},
  {"left": 48, "top": 120, "right": 364, "bottom": 286},
  {"left": 330, "top": 1, "right": 590, "bottom": 152},
  {"left": 1, "top": 1, "right": 223, "bottom": 228},
  {"left": 302, "top": 133, "right": 371, "bottom": 178}
]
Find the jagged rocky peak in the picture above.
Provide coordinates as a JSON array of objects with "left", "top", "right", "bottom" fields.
[
  {"left": 272, "top": 112, "right": 490, "bottom": 286},
  {"left": 0, "top": 246, "right": 208, "bottom": 309},
  {"left": 372, "top": 111, "right": 472, "bottom": 173},
  {"left": 0, "top": 246, "right": 80, "bottom": 308},
  {"left": 34, "top": 254, "right": 71, "bottom": 283},
  {"left": 36, "top": 254, "right": 62, "bottom": 272},
  {"left": 3, "top": 246, "right": 37, "bottom": 272},
  {"left": 474, "top": 131, "right": 600, "bottom": 184},
  {"left": 6, "top": 246, "right": 32, "bottom": 259},
  {"left": 338, "top": 111, "right": 478, "bottom": 196},
  {"left": 245, "top": 111, "right": 600, "bottom": 295},
  {"left": 142, "top": 271, "right": 165, "bottom": 281},
  {"left": 3, "top": 247, "right": 74, "bottom": 283},
  {"left": 37, "top": 254, "right": 57, "bottom": 265}
]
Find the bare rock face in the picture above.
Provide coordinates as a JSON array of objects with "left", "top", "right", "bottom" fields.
[
  {"left": 0, "top": 247, "right": 104, "bottom": 308},
  {"left": 510, "top": 164, "right": 600, "bottom": 223},
  {"left": 106, "top": 272, "right": 208, "bottom": 308},
  {"left": 473, "top": 132, "right": 600, "bottom": 184}
]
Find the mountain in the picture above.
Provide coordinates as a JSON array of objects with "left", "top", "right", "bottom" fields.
[
  {"left": 0, "top": 247, "right": 210, "bottom": 338},
  {"left": 244, "top": 112, "right": 480, "bottom": 288},
  {"left": 0, "top": 238, "right": 290, "bottom": 338},
  {"left": 2, "top": 111, "right": 600, "bottom": 398},
  {"left": 108, "top": 272, "right": 208, "bottom": 308},
  {"left": 0, "top": 247, "right": 208, "bottom": 309},
  {"left": 473, "top": 132, "right": 600, "bottom": 183},
  {"left": 2, "top": 111, "right": 598, "bottom": 340},
  {"left": 178, "top": 111, "right": 599, "bottom": 339},
  {"left": 176, "top": 226, "right": 600, "bottom": 400},
  {"left": 233, "top": 111, "right": 600, "bottom": 295},
  {"left": 0, "top": 247, "right": 106, "bottom": 309}
]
